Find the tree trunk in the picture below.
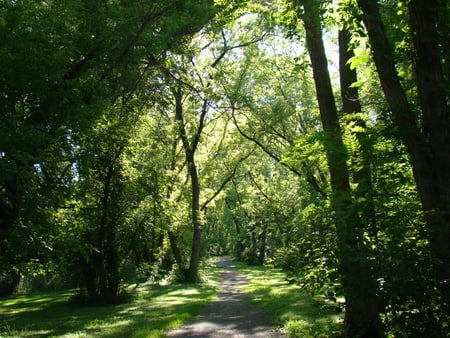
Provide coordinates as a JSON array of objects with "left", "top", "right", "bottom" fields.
[
  {"left": 257, "top": 223, "right": 267, "bottom": 265},
  {"left": 173, "top": 87, "right": 203, "bottom": 283},
  {"left": 300, "top": 1, "right": 384, "bottom": 336},
  {"left": 408, "top": 2, "right": 450, "bottom": 312},
  {"left": 81, "top": 148, "right": 122, "bottom": 303},
  {"left": 167, "top": 229, "right": 188, "bottom": 277},
  {"left": 248, "top": 225, "right": 258, "bottom": 265},
  {"left": 187, "top": 159, "right": 202, "bottom": 282},
  {"left": 357, "top": 0, "right": 450, "bottom": 315}
]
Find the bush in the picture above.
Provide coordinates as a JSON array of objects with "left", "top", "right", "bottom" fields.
[{"left": 284, "top": 319, "right": 343, "bottom": 338}]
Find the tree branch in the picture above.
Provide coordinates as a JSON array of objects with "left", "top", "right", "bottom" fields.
[
  {"left": 232, "top": 109, "right": 327, "bottom": 198},
  {"left": 211, "top": 30, "right": 268, "bottom": 68},
  {"left": 201, "top": 149, "right": 254, "bottom": 211}
]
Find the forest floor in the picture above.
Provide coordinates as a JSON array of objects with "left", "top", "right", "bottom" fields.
[{"left": 166, "top": 257, "right": 285, "bottom": 338}]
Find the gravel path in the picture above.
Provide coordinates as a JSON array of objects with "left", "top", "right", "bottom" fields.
[{"left": 166, "top": 257, "right": 284, "bottom": 338}]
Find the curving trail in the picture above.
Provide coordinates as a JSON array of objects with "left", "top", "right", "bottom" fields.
[{"left": 166, "top": 257, "right": 284, "bottom": 338}]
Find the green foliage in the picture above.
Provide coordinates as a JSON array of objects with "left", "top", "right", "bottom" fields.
[
  {"left": 285, "top": 319, "right": 343, "bottom": 338},
  {"left": 0, "top": 0, "right": 218, "bottom": 298},
  {"left": 269, "top": 199, "right": 340, "bottom": 305},
  {"left": 283, "top": 131, "right": 328, "bottom": 178}
]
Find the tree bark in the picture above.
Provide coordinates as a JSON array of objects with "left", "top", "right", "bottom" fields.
[{"left": 300, "top": 1, "right": 384, "bottom": 336}]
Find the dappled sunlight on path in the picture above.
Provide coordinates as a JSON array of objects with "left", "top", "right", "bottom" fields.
[{"left": 166, "top": 257, "right": 284, "bottom": 338}]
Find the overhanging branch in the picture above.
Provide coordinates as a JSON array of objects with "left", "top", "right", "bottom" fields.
[{"left": 231, "top": 109, "right": 327, "bottom": 198}]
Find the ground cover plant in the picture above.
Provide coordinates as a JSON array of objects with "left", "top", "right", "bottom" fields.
[
  {"left": 0, "top": 263, "right": 220, "bottom": 338},
  {"left": 235, "top": 262, "right": 344, "bottom": 337}
]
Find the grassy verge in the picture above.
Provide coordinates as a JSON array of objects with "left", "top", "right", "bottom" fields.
[
  {"left": 0, "top": 261, "right": 221, "bottom": 338},
  {"left": 234, "top": 262, "right": 344, "bottom": 338}
]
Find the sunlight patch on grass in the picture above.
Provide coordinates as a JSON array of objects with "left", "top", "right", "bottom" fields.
[
  {"left": 85, "top": 317, "right": 132, "bottom": 330},
  {"left": 167, "top": 288, "right": 201, "bottom": 296},
  {"left": 234, "top": 262, "right": 343, "bottom": 337},
  {"left": 0, "top": 265, "right": 220, "bottom": 337},
  {"left": 0, "top": 291, "right": 74, "bottom": 317}
]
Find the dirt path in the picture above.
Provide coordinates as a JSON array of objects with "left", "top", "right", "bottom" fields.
[{"left": 166, "top": 257, "right": 284, "bottom": 338}]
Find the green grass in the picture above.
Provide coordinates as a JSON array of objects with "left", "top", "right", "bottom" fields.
[
  {"left": 0, "top": 260, "right": 344, "bottom": 337},
  {"left": 234, "top": 262, "right": 344, "bottom": 337},
  {"left": 0, "top": 262, "right": 221, "bottom": 338}
]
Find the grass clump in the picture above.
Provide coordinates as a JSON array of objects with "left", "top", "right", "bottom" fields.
[
  {"left": 0, "top": 260, "right": 221, "bottom": 337},
  {"left": 284, "top": 319, "right": 343, "bottom": 338},
  {"left": 234, "top": 262, "right": 343, "bottom": 337}
]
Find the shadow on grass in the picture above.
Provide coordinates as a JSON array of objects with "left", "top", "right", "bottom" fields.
[
  {"left": 0, "top": 283, "right": 217, "bottom": 337},
  {"left": 234, "top": 263, "right": 342, "bottom": 327}
]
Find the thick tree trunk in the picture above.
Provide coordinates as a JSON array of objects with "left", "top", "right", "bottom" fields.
[
  {"left": 408, "top": 0, "right": 450, "bottom": 313},
  {"left": 357, "top": 0, "right": 450, "bottom": 314},
  {"left": 300, "top": 1, "right": 384, "bottom": 336}
]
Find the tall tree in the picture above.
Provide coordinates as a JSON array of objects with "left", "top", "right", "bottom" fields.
[
  {"left": 171, "top": 85, "right": 206, "bottom": 283},
  {"left": 74, "top": 108, "right": 130, "bottom": 303},
  {"left": 295, "top": 0, "right": 384, "bottom": 336},
  {"left": 356, "top": 0, "right": 450, "bottom": 317},
  {"left": 155, "top": 34, "right": 252, "bottom": 281}
]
